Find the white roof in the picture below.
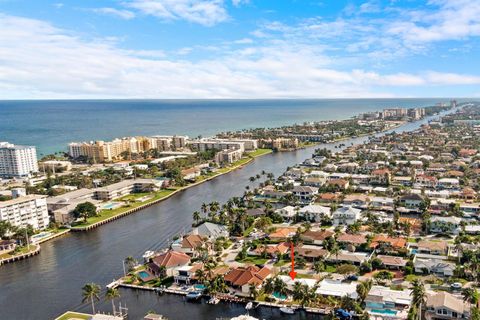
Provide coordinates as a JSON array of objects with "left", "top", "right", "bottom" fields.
[
  {"left": 367, "top": 285, "right": 412, "bottom": 306},
  {"left": 316, "top": 279, "right": 359, "bottom": 299},
  {"left": 298, "top": 205, "right": 331, "bottom": 215},
  {"left": 278, "top": 275, "right": 317, "bottom": 289}
]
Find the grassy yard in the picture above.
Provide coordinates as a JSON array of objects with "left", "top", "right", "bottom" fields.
[
  {"left": 273, "top": 259, "right": 289, "bottom": 267},
  {"left": 55, "top": 312, "right": 91, "bottom": 320},
  {"left": 0, "top": 245, "right": 38, "bottom": 260},
  {"left": 325, "top": 264, "right": 337, "bottom": 273},
  {"left": 71, "top": 189, "right": 176, "bottom": 228},
  {"left": 236, "top": 255, "right": 268, "bottom": 265},
  {"left": 247, "top": 148, "right": 273, "bottom": 158}
]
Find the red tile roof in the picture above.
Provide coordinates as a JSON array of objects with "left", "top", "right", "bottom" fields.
[{"left": 151, "top": 250, "right": 191, "bottom": 268}]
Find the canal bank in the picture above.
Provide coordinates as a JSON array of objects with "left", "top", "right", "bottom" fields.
[{"left": 0, "top": 113, "right": 452, "bottom": 320}]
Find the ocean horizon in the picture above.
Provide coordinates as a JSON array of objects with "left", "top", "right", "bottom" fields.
[{"left": 0, "top": 98, "right": 466, "bottom": 156}]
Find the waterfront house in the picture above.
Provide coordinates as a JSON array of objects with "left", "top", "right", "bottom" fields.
[
  {"left": 191, "top": 222, "right": 229, "bottom": 240},
  {"left": 252, "top": 242, "right": 289, "bottom": 258},
  {"left": 369, "top": 235, "right": 407, "bottom": 253},
  {"left": 399, "top": 193, "right": 425, "bottom": 210},
  {"left": 428, "top": 216, "right": 462, "bottom": 235},
  {"left": 332, "top": 206, "right": 362, "bottom": 226},
  {"left": 275, "top": 205, "right": 297, "bottom": 220},
  {"left": 315, "top": 279, "right": 359, "bottom": 299},
  {"left": 365, "top": 286, "right": 412, "bottom": 320},
  {"left": 268, "top": 227, "right": 297, "bottom": 241},
  {"left": 376, "top": 255, "right": 408, "bottom": 269},
  {"left": 413, "top": 256, "right": 454, "bottom": 277},
  {"left": 370, "top": 196, "right": 395, "bottom": 211},
  {"left": 245, "top": 208, "right": 265, "bottom": 217},
  {"left": 171, "top": 234, "right": 208, "bottom": 257},
  {"left": 300, "top": 230, "right": 334, "bottom": 245},
  {"left": 425, "top": 291, "right": 470, "bottom": 320},
  {"left": 147, "top": 250, "right": 191, "bottom": 277},
  {"left": 342, "top": 194, "right": 370, "bottom": 208},
  {"left": 224, "top": 266, "right": 271, "bottom": 296},
  {"left": 438, "top": 178, "right": 460, "bottom": 190},
  {"left": 0, "top": 239, "right": 16, "bottom": 254},
  {"left": 416, "top": 240, "right": 448, "bottom": 255},
  {"left": 315, "top": 192, "right": 342, "bottom": 205},
  {"left": 370, "top": 168, "right": 391, "bottom": 185},
  {"left": 328, "top": 250, "right": 370, "bottom": 265},
  {"left": 327, "top": 179, "right": 350, "bottom": 191},
  {"left": 173, "top": 263, "right": 203, "bottom": 284},
  {"left": 292, "top": 186, "right": 318, "bottom": 203},
  {"left": 337, "top": 233, "right": 368, "bottom": 247},
  {"left": 297, "top": 204, "right": 331, "bottom": 222},
  {"left": 295, "top": 244, "right": 329, "bottom": 261}
]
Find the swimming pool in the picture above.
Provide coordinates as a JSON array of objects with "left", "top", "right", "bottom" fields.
[
  {"left": 272, "top": 292, "right": 287, "bottom": 300},
  {"left": 102, "top": 202, "right": 120, "bottom": 210},
  {"left": 30, "top": 232, "right": 53, "bottom": 243},
  {"left": 371, "top": 309, "right": 398, "bottom": 315},
  {"left": 138, "top": 271, "right": 150, "bottom": 279},
  {"left": 194, "top": 284, "right": 206, "bottom": 291}
]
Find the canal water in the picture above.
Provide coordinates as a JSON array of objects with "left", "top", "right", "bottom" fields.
[{"left": 0, "top": 116, "right": 444, "bottom": 320}]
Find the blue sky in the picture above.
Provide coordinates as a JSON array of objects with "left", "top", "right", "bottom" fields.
[{"left": 0, "top": 0, "right": 479, "bottom": 98}]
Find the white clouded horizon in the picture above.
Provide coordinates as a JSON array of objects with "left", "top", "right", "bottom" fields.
[{"left": 0, "top": 1, "right": 480, "bottom": 99}]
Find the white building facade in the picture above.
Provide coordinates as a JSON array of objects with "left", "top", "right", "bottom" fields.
[
  {"left": 0, "top": 195, "right": 49, "bottom": 230},
  {"left": 0, "top": 142, "right": 39, "bottom": 178}
]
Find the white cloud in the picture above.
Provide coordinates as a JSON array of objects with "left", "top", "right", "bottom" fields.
[
  {"left": 125, "top": 0, "right": 228, "bottom": 26},
  {"left": 92, "top": 7, "right": 136, "bottom": 20},
  {"left": 0, "top": 13, "right": 479, "bottom": 99},
  {"left": 232, "top": 0, "right": 249, "bottom": 7},
  {"left": 387, "top": 0, "right": 480, "bottom": 44}
]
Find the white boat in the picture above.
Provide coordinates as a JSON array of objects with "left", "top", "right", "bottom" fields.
[
  {"left": 185, "top": 291, "right": 203, "bottom": 301},
  {"left": 106, "top": 280, "right": 119, "bottom": 289},
  {"left": 207, "top": 297, "right": 220, "bottom": 304},
  {"left": 142, "top": 250, "right": 155, "bottom": 261},
  {"left": 245, "top": 302, "right": 253, "bottom": 310},
  {"left": 279, "top": 307, "right": 295, "bottom": 315}
]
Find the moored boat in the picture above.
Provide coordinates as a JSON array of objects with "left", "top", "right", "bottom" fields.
[
  {"left": 185, "top": 291, "right": 203, "bottom": 301},
  {"left": 279, "top": 307, "right": 295, "bottom": 314}
]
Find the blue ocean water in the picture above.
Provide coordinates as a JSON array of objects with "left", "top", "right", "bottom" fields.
[{"left": 0, "top": 99, "right": 456, "bottom": 155}]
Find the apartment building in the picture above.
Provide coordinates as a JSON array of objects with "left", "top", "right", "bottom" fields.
[
  {"left": 214, "top": 148, "right": 243, "bottom": 164},
  {"left": 189, "top": 139, "right": 246, "bottom": 153},
  {"left": 0, "top": 142, "right": 39, "bottom": 178},
  {"left": 69, "top": 135, "right": 189, "bottom": 162},
  {"left": 0, "top": 191, "right": 49, "bottom": 230}
]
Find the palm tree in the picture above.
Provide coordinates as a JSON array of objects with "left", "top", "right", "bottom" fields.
[
  {"left": 201, "top": 202, "right": 208, "bottom": 217},
  {"left": 249, "top": 283, "right": 259, "bottom": 300},
  {"left": 410, "top": 279, "right": 426, "bottom": 320},
  {"left": 192, "top": 211, "right": 201, "bottom": 225},
  {"left": 105, "top": 287, "right": 120, "bottom": 314},
  {"left": 263, "top": 277, "right": 274, "bottom": 295},
  {"left": 273, "top": 277, "right": 288, "bottom": 297},
  {"left": 356, "top": 280, "right": 372, "bottom": 304},
  {"left": 292, "top": 282, "right": 305, "bottom": 302},
  {"left": 82, "top": 283, "right": 101, "bottom": 314},
  {"left": 195, "top": 268, "right": 207, "bottom": 284},
  {"left": 124, "top": 256, "right": 137, "bottom": 273},
  {"left": 462, "top": 287, "right": 479, "bottom": 307}
]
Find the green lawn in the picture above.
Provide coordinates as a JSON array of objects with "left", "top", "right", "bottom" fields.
[
  {"left": 236, "top": 255, "right": 268, "bottom": 265},
  {"left": 55, "top": 312, "right": 91, "bottom": 320},
  {"left": 247, "top": 148, "right": 273, "bottom": 158},
  {"left": 325, "top": 265, "right": 337, "bottom": 273},
  {"left": 273, "top": 259, "right": 289, "bottom": 267},
  {"left": 0, "top": 245, "right": 38, "bottom": 260},
  {"left": 71, "top": 189, "right": 176, "bottom": 228}
]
